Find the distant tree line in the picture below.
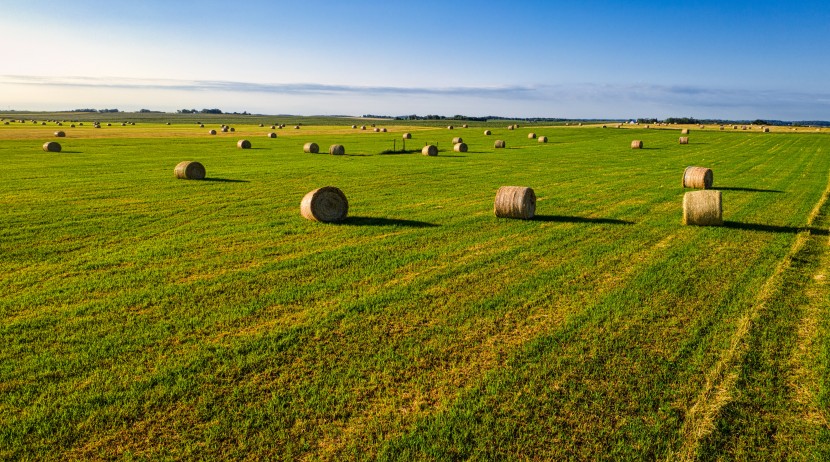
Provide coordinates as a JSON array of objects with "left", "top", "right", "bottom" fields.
[
  {"left": 177, "top": 108, "right": 225, "bottom": 114},
  {"left": 71, "top": 108, "right": 119, "bottom": 113}
]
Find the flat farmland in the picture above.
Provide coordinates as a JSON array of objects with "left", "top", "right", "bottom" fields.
[{"left": 1, "top": 118, "right": 829, "bottom": 460}]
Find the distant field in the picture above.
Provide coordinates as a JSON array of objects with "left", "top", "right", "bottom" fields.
[{"left": 1, "top": 116, "right": 828, "bottom": 460}]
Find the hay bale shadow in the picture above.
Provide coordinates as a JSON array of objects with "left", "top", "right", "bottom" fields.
[
  {"left": 202, "top": 178, "right": 250, "bottom": 183},
  {"left": 722, "top": 221, "right": 827, "bottom": 235},
  {"left": 340, "top": 216, "right": 439, "bottom": 228},
  {"left": 718, "top": 187, "right": 784, "bottom": 193},
  {"left": 534, "top": 215, "right": 634, "bottom": 225}
]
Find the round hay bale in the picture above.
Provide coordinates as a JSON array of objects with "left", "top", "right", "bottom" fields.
[
  {"left": 631, "top": 140, "right": 643, "bottom": 149},
  {"left": 602, "top": 125, "right": 607, "bottom": 128},
  {"left": 374, "top": 127, "right": 380, "bottom": 132},
  {"left": 300, "top": 186, "right": 348, "bottom": 223},
  {"left": 527, "top": 132, "right": 536, "bottom": 139},
  {"left": 351, "top": 125, "right": 357, "bottom": 129},
  {"left": 294, "top": 125, "right": 300, "bottom": 129},
  {"left": 221, "top": 127, "right": 229, "bottom": 133},
  {"left": 361, "top": 125, "right": 366, "bottom": 130},
  {"left": 682, "top": 190, "right": 722, "bottom": 226},
  {"left": 41, "top": 122, "right": 47, "bottom": 126},
  {"left": 174, "top": 161, "right": 206, "bottom": 180},
  {"left": 121, "top": 123, "right": 126, "bottom": 126},
  {"left": 42, "top": 141, "right": 62, "bottom": 152},
  {"left": 237, "top": 139, "right": 251, "bottom": 149},
  {"left": 484, "top": 130, "right": 492, "bottom": 135},
  {"left": 515, "top": 124, "right": 520, "bottom": 128},
  {"left": 381, "top": 128, "right": 387, "bottom": 132},
  {"left": 329, "top": 144, "right": 345, "bottom": 156},
  {"left": 422, "top": 145, "right": 438, "bottom": 156},
  {"left": 494, "top": 186, "right": 536, "bottom": 219},
  {"left": 267, "top": 132, "right": 277, "bottom": 138},
  {"left": 200, "top": 124, "right": 205, "bottom": 128},
  {"left": 645, "top": 125, "right": 650, "bottom": 129},
  {"left": 271, "top": 125, "right": 276, "bottom": 129},
  {"left": 453, "top": 142, "right": 468, "bottom": 153},
  {"left": 303, "top": 142, "right": 319, "bottom": 154},
  {"left": 54, "top": 131, "right": 65, "bottom": 137},
  {"left": 106, "top": 123, "right": 111, "bottom": 126},
  {"left": 679, "top": 136, "right": 689, "bottom": 144},
  {"left": 209, "top": 129, "right": 217, "bottom": 135},
  {"left": 79, "top": 123, "right": 84, "bottom": 126},
  {"left": 681, "top": 128, "right": 689, "bottom": 134},
  {"left": 402, "top": 133, "right": 412, "bottom": 139},
  {"left": 447, "top": 125, "right": 454, "bottom": 130},
  {"left": 462, "top": 124, "right": 469, "bottom": 128},
  {"left": 229, "top": 127, "right": 235, "bottom": 132},
  {"left": 733, "top": 125, "right": 738, "bottom": 129},
  {"left": 538, "top": 136, "right": 548, "bottom": 143},
  {"left": 70, "top": 124, "right": 75, "bottom": 128},
  {"left": 259, "top": 123, "right": 264, "bottom": 127},
  {"left": 166, "top": 122, "right": 171, "bottom": 125},
  {"left": 763, "top": 127, "right": 770, "bottom": 133},
  {"left": 452, "top": 137, "right": 463, "bottom": 144},
  {"left": 371, "top": 124, "right": 376, "bottom": 127},
  {"left": 682, "top": 166, "right": 713, "bottom": 189},
  {"left": 508, "top": 125, "right": 515, "bottom": 130},
  {"left": 494, "top": 140, "right": 506, "bottom": 148},
  {"left": 699, "top": 125, "right": 705, "bottom": 129}
]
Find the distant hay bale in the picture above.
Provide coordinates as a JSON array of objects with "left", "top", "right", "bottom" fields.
[
  {"left": 200, "top": 124, "right": 205, "bottom": 128},
  {"left": 699, "top": 125, "right": 705, "bottom": 129},
  {"left": 484, "top": 130, "right": 492, "bottom": 135},
  {"left": 230, "top": 127, "right": 235, "bottom": 132},
  {"left": 208, "top": 129, "right": 217, "bottom": 135},
  {"left": 447, "top": 125, "right": 454, "bottom": 129},
  {"left": 402, "top": 133, "right": 412, "bottom": 139},
  {"left": 361, "top": 125, "right": 366, "bottom": 130},
  {"left": 617, "top": 124, "right": 622, "bottom": 128},
  {"left": 538, "top": 136, "right": 548, "bottom": 143},
  {"left": 681, "top": 128, "right": 689, "bottom": 134},
  {"left": 602, "top": 125, "right": 607, "bottom": 128},
  {"left": 166, "top": 122, "right": 171, "bottom": 125},
  {"left": 494, "top": 186, "right": 536, "bottom": 219},
  {"left": 374, "top": 127, "right": 380, "bottom": 132},
  {"left": 300, "top": 186, "right": 349, "bottom": 223},
  {"left": 106, "top": 123, "right": 112, "bottom": 126},
  {"left": 679, "top": 136, "right": 689, "bottom": 144},
  {"left": 42, "top": 141, "right": 62, "bottom": 152},
  {"left": 682, "top": 190, "right": 722, "bottom": 226},
  {"left": 494, "top": 140, "right": 506, "bottom": 148},
  {"left": 267, "top": 132, "right": 277, "bottom": 138},
  {"left": 121, "top": 123, "right": 126, "bottom": 126},
  {"left": 454, "top": 142, "right": 468, "bottom": 152},
  {"left": 527, "top": 132, "right": 536, "bottom": 139},
  {"left": 329, "top": 144, "right": 345, "bottom": 155},
  {"left": 259, "top": 123, "right": 264, "bottom": 127},
  {"left": 462, "top": 124, "right": 468, "bottom": 128},
  {"left": 742, "top": 126, "right": 747, "bottom": 130},
  {"left": 70, "top": 124, "right": 75, "bottom": 128},
  {"left": 452, "top": 137, "right": 463, "bottom": 144},
  {"left": 237, "top": 139, "right": 251, "bottom": 149},
  {"left": 271, "top": 125, "right": 276, "bottom": 129},
  {"left": 303, "top": 142, "right": 319, "bottom": 153},
  {"left": 763, "top": 127, "right": 770, "bottom": 132},
  {"left": 294, "top": 125, "right": 300, "bottom": 129},
  {"left": 733, "top": 125, "right": 738, "bottom": 129},
  {"left": 351, "top": 125, "right": 357, "bottom": 129},
  {"left": 174, "top": 161, "right": 206, "bottom": 180},
  {"left": 221, "top": 127, "right": 229, "bottom": 133},
  {"left": 381, "top": 128, "right": 387, "bottom": 132},
  {"left": 54, "top": 131, "right": 65, "bottom": 137},
  {"left": 422, "top": 145, "right": 438, "bottom": 156},
  {"left": 645, "top": 125, "right": 650, "bottom": 129},
  {"left": 508, "top": 125, "right": 515, "bottom": 130},
  {"left": 631, "top": 140, "right": 643, "bottom": 149},
  {"left": 515, "top": 124, "right": 520, "bottom": 128},
  {"left": 682, "top": 166, "right": 713, "bottom": 189}
]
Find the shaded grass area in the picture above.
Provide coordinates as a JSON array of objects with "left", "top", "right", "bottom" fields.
[{"left": 0, "top": 125, "right": 828, "bottom": 459}]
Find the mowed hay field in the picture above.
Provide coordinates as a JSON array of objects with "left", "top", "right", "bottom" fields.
[{"left": 2, "top": 117, "right": 830, "bottom": 460}]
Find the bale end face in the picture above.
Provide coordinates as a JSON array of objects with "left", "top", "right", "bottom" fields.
[
  {"left": 452, "top": 137, "right": 463, "bottom": 144},
  {"left": 527, "top": 132, "right": 536, "bottom": 139},
  {"left": 300, "top": 186, "right": 348, "bottom": 223},
  {"left": 494, "top": 186, "right": 536, "bottom": 219},
  {"left": 538, "top": 136, "right": 548, "bottom": 143},
  {"left": 422, "top": 145, "right": 438, "bottom": 156},
  {"left": 484, "top": 130, "right": 492, "bottom": 136},
  {"left": 631, "top": 140, "right": 643, "bottom": 149},
  {"left": 42, "top": 141, "right": 62, "bottom": 152},
  {"left": 54, "top": 131, "right": 65, "bottom": 137},
  {"left": 329, "top": 144, "right": 345, "bottom": 156},
  {"left": 267, "top": 132, "right": 277, "bottom": 138},
  {"left": 237, "top": 139, "right": 252, "bottom": 149},
  {"left": 174, "top": 161, "right": 206, "bottom": 180},
  {"left": 494, "top": 140, "right": 506, "bottom": 149},
  {"left": 453, "top": 142, "right": 468, "bottom": 152},
  {"left": 303, "top": 142, "right": 319, "bottom": 154},
  {"left": 402, "top": 133, "right": 412, "bottom": 139},
  {"left": 209, "top": 129, "right": 217, "bottom": 135},
  {"left": 682, "top": 190, "right": 722, "bottom": 226},
  {"left": 682, "top": 166, "right": 713, "bottom": 189}
]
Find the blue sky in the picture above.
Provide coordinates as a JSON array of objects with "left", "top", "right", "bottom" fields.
[{"left": 1, "top": 0, "right": 828, "bottom": 119}]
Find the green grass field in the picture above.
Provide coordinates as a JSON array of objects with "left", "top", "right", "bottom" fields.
[{"left": 1, "top": 116, "right": 829, "bottom": 460}]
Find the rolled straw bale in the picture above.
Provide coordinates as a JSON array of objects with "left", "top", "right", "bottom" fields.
[
  {"left": 271, "top": 125, "right": 276, "bottom": 129},
  {"left": 174, "top": 161, "right": 206, "bottom": 180},
  {"left": 602, "top": 125, "right": 607, "bottom": 128},
  {"left": 508, "top": 125, "right": 515, "bottom": 130},
  {"left": 79, "top": 123, "right": 84, "bottom": 126},
  {"left": 209, "top": 129, "right": 217, "bottom": 135},
  {"left": 733, "top": 125, "right": 738, "bottom": 129},
  {"left": 361, "top": 125, "right": 366, "bottom": 130},
  {"left": 447, "top": 125, "right": 454, "bottom": 130},
  {"left": 538, "top": 136, "right": 548, "bottom": 143},
  {"left": 371, "top": 124, "right": 376, "bottom": 127},
  {"left": 631, "top": 140, "right": 643, "bottom": 149},
  {"left": 294, "top": 125, "right": 300, "bottom": 129},
  {"left": 374, "top": 127, "right": 380, "bottom": 132},
  {"left": 402, "top": 133, "right": 412, "bottom": 139},
  {"left": 452, "top": 137, "right": 463, "bottom": 144},
  {"left": 494, "top": 140, "right": 506, "bottom": 148},
  {"left": 646, "top": 125, "right": 650, "bottom": 129},
  {"left": 42, "top": 122, "right": 47, "bottom": 126},
  {"left": 462, "top": 124, "right": 469, "bottom": 128},
  {"left": 381, "top": 128, "right": 387, "bottom": 132},
  {"left": 121, "top": 123, "right": 126, "bottom": 126},
  {"left": 54, "top": 131, "right": 65, "bottom": 137},
  {"left": 230, "top": 127, "right": 235, "bottom": 132},
  {"left": 106, "top": 123, "right": 111, "bottom": 126},
  {"left": 494, "top": 186, "right": 536, "bottom": 219},
  {"left": 679, "top": 136, "right": 689, "bottom": 144},
  {"left": 237, "top": 140, "right": 251, "bottom": 149},
  {"left": 422, "top": 145, "right": 438, "bottom": 156},
  {"left": 699, "top": 125, "right": 705, "bottom": 129},
  {"left": 484, "top": 130, "right": 492, "bottom": 135},
  {"left": 681, "top": 128, "right": 689, "bottom": 134},
  {"left": 329, "top": 144, "right": 345, "bottom": 156},
  {"left": 267, "top": 132, "right": 277, "bottom": 138},
  {"left": 682, "top": 190, "right": 722, "bottom": 226},
  {"left": 259, "top": 123, "right": 264, "bottom": 127},
  {"left": 528, "top": 132, "right": 536, "bottom": 139},
  {"left": 166, "top": 122, "right": 171, "bottom": 125},
  {"left": 303, "top": 142, "right": 319, "bottom": 153},
  {"left": 682, "top": 166, "right": 713, "bottom": 189},
  {"left": 351, "top": 125, "right": 357, "bottom": 129},
  {"left": 453, "top": 142, "right": 468, "bottom": 152},
  {"left": 42, "top": 141, "right": 62, "bottom": 152},
  {"left": 221, "top": 127, "right": 229, "bottom": 133},
  {"left": 515, "top": 124, "right": 521, "bottom": 128},
  {"left": 200, "top": 124, "right": 205, "bottom": 128},
  {"left": 300, "top": 186, "right": 348, "bottom": 222},
  {"left": 763, "top": 127, "right": 770, "bottom": 133}
]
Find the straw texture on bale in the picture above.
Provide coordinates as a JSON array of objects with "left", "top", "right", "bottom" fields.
[
  {"left": 422, "top": 145, "right": 438, "bottom": 156},
  {"left": 43, "top": 141, "right": 62, "bottom": 152},
  {"left": 209, "top": 129, "right": 217, "bottom": 135},
  {"left": 402, "top": 133, "right": 412, "bottom": 139},
  {"left": 538, "top": 136, "right": 548, "bottom": 143},
  {"left": 174, "top": 161, "right": 206, "bottom": 180},
  {"left": 681, "top": 129, "right": 689, "bottom": 134},
  {"left": 631, "top": 140, "right": 643, "bottom": 149},
  {"left": 54, "top": 131, "right": 65, "bottom": 137},
  {"left": 679, "top": 136, "right": 689, "bottom": 144},
  {"left": 527, "top": 132, "right": 536, "bottom": 139},
  {"left": 267, "top": 132, "right": 277, "bottom": 138},
  {"left": 494, "top": 186, "right": 536, "bottom": 219},
  {"left": 329, "top": 144, "right": 345, "bottom": 156},
  {"left": 237, "top": 139, "right": 251, "bottom": 149},
  {"left": 452, "top": 137, "right": 463, "bottom": 144},
  {"left": 484, "top": 130, "right": 492, "bottom": 135},
  {"left": 303, "top": 142, "right": 319, "bottom": 154},
  {"left": 494, "top": 140, "right": 506, "bottom": 148},
  {"left": 682, "top": 190, "right": 722, "bottom": 226},
  {"left": 259, "top": 123, "right": 264, "bottom": 127},
  {"left": 453, "top": 142, "right": 468, "bottom": 152},
  {"left": 300, "top": 186, "right": 348, "bottom": 223},
  {"left": 682, "top": 166, "right": 713, "bottom": 189}
]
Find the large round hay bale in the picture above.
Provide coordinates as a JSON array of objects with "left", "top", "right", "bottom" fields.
[
  {"left": 294, "top": 125, "right": 300, "bottom": 129},
  {"left": 42, "top": 141, "right": 62, "bottom": 152},
  {"left": 259, "top": 123, "right": 264, "bottom": 127},
  {"left": 229, "top": 127, "right": 235, "bottom": 132},
  {"left": 484, "top": 130, "right": 492, "bottom": 135},
  {"left": 447, "top": 125, "right": 454, "bottom": 130},
  {"left": 351, "top": 125, "right": 357, "bottom": 129},
  {"left": 683, "top": 190, "right": 722, "bottom": 226},
  {"left": 683, "top": 166, "right": 713, "bottom": 189},
  {"left": 54, "top": 131, "right": 65, "bottom": 137},
  {"left": 494, "top": 140, "right": 506, "bottom": 148},
  {"left": 221, "top": 127, "right": 229, "bottom": 133},
  {"left": 422, "top": 145, "right": 438, "bottom": 156},
  {"left": 271, "top": 125, "right": 276, "bottom": 129},
  {"left": 329, "top": 144, "right": 345, "bottom": 155},
  {"left": 494, "top": 186, "right": 536, "bottom": 219},
  {"left": 237, "top": 139, "right": 251, "bottom": 149},
  {"left": 763, "top": 127, "right": 770, "bottom": 133},
  {"left": 507, "top": 125, "right": 515, "bottom": 130},
  {"left": 200, "top": 124, "right": 205, "bottom": 128},
  {"left": 679, "top": 136, "right": 689, "bottom": 144},
  {"left": 303, "top": 142, "right": 319, "bottom": 153},
  {"left": 166, "top": 122, "right": 171, "bottom": 125},
  {"left": 209, "top": 129, "right": 217, "bottom": 135},
  {"left": 381, "top": 128, "right": 387, "bottom": 132},
  {"left": 452, "top": 137, "right": 463, "bottom": 144},
  {"left": 402, "top": 133, "right": 412, "bottom": 139},
  {"left": 454, "top": 142, "right": 468, "bottom": 152},
  {"left": 462, "top": 124, "right": 469, "bottom": 128},
  {"left": 527, "top": 132, "right": 536, "bottom": 139},
  {"left": 681, "top": 128, "right": 689, "bottom": 134},
  {"left": 538, "top": 136, "right": 548, "bottom": 143},
  {"left": 373, "top": 127, "right": 380, "bottom": 132},
  {"left": 300, "top": 186, "right": 348, "bottom": 222},
  {"left": 174, "top": 161, "right": 206, "bottom": 180},
  {"left": 107, "top": 123, "right": 111, "bottom": 126},
  {"left": 361, "top": 125, "right": 366, "bottom": 130},
  {"left": 631, "top": 140, "right": 643, "bottom": 149},
  {"left": 267, "top": 132, "right": 277, "bottom": 138}
]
